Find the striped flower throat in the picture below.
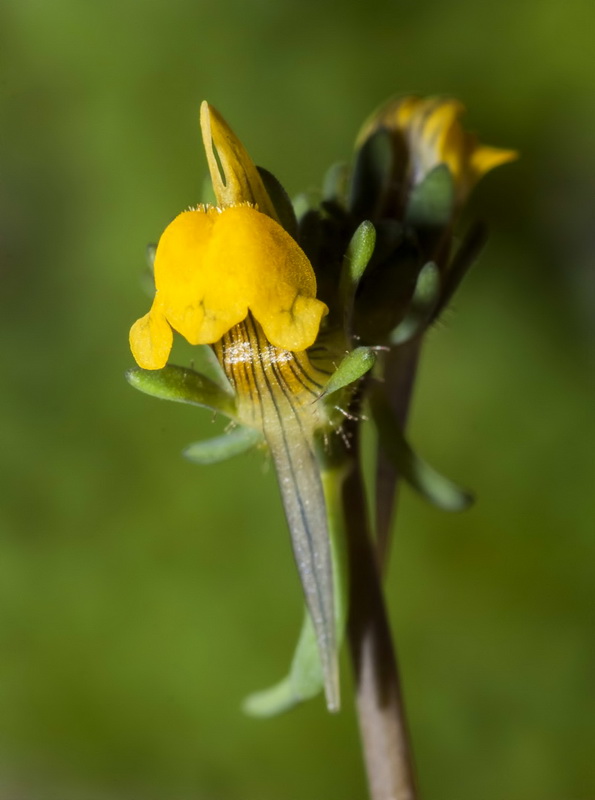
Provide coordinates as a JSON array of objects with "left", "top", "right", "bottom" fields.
[
  {"left": 214, "top": 314, "right": 332, "bottom": 435},
  {"left": 214, "top": 315, "right": 341, "bottom": 711}
]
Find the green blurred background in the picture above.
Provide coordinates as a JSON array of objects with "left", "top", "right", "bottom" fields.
[{"left": 1, "top": 0, "right": 594, "bottom": 797}]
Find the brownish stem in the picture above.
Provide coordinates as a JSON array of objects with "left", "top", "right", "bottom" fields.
[{"left": 344, "top": 433, "right": 418, "bottom": 800}]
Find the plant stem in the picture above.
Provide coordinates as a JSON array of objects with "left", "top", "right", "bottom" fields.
[{"left": 344, "top": 424, "right": 419, "bottom": 800}]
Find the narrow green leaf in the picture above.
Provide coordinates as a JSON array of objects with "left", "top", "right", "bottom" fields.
[
  {"left": 322, "top": 347, "right": 376, "bottom": 397},
  {"left": 183, "top": 426, "right": 262, "bottom": 465},
  {"left": 371, "top": 388, "right": 473, "bottom": 512},
  {"left": 126, "top": 365, "right": 237, "bottom": 417},
  {"left": 405, "top": 164, "right": 455, "bottom": 229},
  {"left": 390, "top": 261, "right": 440, "bottom": 345}
]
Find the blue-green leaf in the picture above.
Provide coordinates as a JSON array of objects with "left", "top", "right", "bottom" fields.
[
  {"left": 242, "top": 609, "right": 322, "bottom": 717},
  {"left": 371, "top": 387, "right": 473, "bottom": 512},
  {"left": 126, "top": 365, "right": 237, "bottom": 418},
  {"left": 390, "top": 261, "right": 440, "bottom": 345},
  {"left": 183, "top": 426, "right": 262, "bottom": 465}
]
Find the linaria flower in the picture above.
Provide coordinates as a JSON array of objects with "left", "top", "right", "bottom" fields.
[
  {"left": 130, "top": 103, "right": 328, "bottom": 370},
  {"left": 357, "top": 95, "right": 517, "bottom": 206},
  {"left": 129, "top": 102, "right": 340, "bottom": 711}
]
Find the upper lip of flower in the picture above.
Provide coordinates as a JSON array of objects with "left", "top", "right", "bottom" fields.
[{"left": 129, "top": 102, "right": 328, "bottom": 371}]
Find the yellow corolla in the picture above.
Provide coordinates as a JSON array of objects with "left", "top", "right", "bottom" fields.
[
  {"left": 130, "top": 103, "right": 327, "bottom": 370},
  {"left": 357, "top": 95, "right": 517, "bottom": 205}
]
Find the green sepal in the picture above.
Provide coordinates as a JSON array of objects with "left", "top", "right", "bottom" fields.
[
  {"left": 371, "top": 387, "right": 473, "bottom": 512},
  {"left": 405, "top": 164, "right": 455, "bottom": 230},
  {"left": 340, "top": 221, "right": 376, "bottom": 337},
  {"left": 390, "top": 261, "right": 440, "bottom": 345},
  {"left": 322, "top": 347, "right": 376, "bottom": 397},
  {"left": 243, "top": 463, "right": 348, "bottom": 717},
  {"left": 257, "top": 166, "right": 299, "bottom": 240},
  {"left": 183, "top": 426, "right": 262, "bottom": 465},
  {"left": 432, "top": 220, "right": 488, "bottom": 321},
  {"left": 341, "top": 221, "right": 376, "bottom": 293},
  {"left": 126, "top": 365, "right": 237, "bottom": 418},
  {"left": 349, "top": 127, "right": 393, "bottom": 220}
]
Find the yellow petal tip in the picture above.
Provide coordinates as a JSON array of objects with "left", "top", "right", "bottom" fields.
[{"left": 129, "top": 309, "right": 173, "bottom": 370}]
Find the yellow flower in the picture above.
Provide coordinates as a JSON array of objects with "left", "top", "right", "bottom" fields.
[
  {"left": 357, "top": 95, "right": 517, "bottom": 205},
  {"left": 130, "top": 102, "right": 328, "bottom": 370}
]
